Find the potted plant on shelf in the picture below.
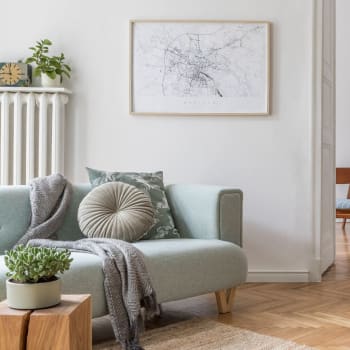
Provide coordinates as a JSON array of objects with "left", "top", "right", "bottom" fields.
[
  {"left": 5, "top": 245, "right": 73, "bottom": 309},
  {"left": 25, "top": 39, "right": 72, "bottom": 87}
]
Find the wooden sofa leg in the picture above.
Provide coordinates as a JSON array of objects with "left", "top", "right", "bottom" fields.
[
  {"left": 215, "top": 288, "right": 236, "bottom": 314},
  {"left": 343, "top": 218, "right": 347, "bottom": 231}
]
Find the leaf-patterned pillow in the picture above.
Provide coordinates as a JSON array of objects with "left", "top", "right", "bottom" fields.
[{"left": 86, "top": 168, "right": 180, "bottom": 240}]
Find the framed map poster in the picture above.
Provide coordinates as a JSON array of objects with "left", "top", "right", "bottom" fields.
[{"left": 130, "top": 20, "right": 271, "bottom": 116}]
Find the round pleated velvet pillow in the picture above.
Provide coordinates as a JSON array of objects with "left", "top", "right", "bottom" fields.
[{"left": 78, "top": 182, "right": 155, "bottom": 242}]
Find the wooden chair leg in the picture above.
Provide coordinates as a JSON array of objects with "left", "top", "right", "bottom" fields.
[
  {"left": 215, "top": 287, "right": 236, "bottom": 314},
  {"left": 343, "top": 218, "right": 347, "bottom": 231}
]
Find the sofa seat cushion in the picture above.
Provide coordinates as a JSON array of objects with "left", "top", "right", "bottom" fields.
[
  {"left": 133, "top": 239, "right": 247, "bottom": 302},
  {"left": 0, "top": 239, "right": 247, "bottom": 318},
  {"left": 0, "top": 253, "right": 108, "bottom": 318},
  {"left": 336, "top": 199, "right": 350, "bottom": 210}
]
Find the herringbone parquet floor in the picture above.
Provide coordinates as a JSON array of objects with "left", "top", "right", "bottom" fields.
[{"left": 155, "top": 224, "right": 350, "bottom": 350}]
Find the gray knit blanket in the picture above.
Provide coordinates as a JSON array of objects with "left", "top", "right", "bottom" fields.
[
  {"left": 28, "top": 238, "right": 158, "bottom": 350},
  {"left": 15, "top": 173, "right": 72, "bottom": 246},
  {"left": 19, "top": 174, "right": 158, "bottom": 349}
]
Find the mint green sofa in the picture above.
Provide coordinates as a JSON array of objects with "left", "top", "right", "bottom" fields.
[{"left": 0, "top": 184, "right": 247, "bottom": 316}]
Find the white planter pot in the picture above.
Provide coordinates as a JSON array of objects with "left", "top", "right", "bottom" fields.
[
  {"left": 41, "top": 73, "right": 61, "bottom": 87},
  {"left": 6, "top": 278, "right": 61, "bottom": 310}
]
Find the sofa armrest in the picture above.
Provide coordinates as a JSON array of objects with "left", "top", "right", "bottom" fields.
[{"left": 166, "top": 184, "right": 243, "bottom": 246}]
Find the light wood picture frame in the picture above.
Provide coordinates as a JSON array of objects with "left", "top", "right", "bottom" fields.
[{"left": 130, "top": 20, "right": 271, "bottom": 116}]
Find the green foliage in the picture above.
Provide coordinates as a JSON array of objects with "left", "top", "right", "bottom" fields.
[
  {"left": 5, "top": 245, "right": 73, "bottom": 283},
  {"left": 25, "top": 39, "right": 72, "bottom": 80}
]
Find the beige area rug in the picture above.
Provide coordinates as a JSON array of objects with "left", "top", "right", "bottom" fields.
[{"left": 93, "top": 318, "right": 314, "bottom": 350}]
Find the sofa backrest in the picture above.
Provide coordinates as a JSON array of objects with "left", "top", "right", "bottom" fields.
[
  {"left": 0, "top": 182, "right": 242, "bottom": 254},
  {"left": 0, "top": 184, "right": 91, "bottom": 254},
  {"left": 0, "top": 186, "right": 31, "bottom": 254},
  {"left": 56, "top": 184, "right": 91, "bottom": 241}
]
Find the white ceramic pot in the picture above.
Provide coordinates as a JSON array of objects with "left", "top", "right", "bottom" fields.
[
  {"left": 6, "top": 278, "right": 61, "bottom": 309},
  {"left": 41, "top": 73, "right": 61, "bottom": 87}
]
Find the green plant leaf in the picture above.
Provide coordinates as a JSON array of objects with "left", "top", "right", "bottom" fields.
[
  {"left": 62, "top": 71, "right": 71, "bottom": 78},
  {"left": 46, "top": 71, "right": 56, "bottom": 79},
  {"left": 33, "top": 66, "right": 42, "bottom": 77}
]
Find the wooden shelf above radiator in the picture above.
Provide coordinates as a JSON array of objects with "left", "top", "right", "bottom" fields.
[{"left": 0, "top": 87, "right": 72, "bottom": 94}]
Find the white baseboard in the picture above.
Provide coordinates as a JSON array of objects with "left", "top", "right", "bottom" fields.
[{"left": 247, "top": 270, "right": 310, "bottom": 283}]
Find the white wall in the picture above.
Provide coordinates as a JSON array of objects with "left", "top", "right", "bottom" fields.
[
  {"left": 1, "top": 0, "right": 316, "bottom": 281},
  {"left": 336, "top": 0, "right": 350, "bottom": 199}
]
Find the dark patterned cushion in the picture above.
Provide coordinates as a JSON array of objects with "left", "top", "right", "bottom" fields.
[{"left": 86, "top": 168, "right": 180, "bottom": 240}]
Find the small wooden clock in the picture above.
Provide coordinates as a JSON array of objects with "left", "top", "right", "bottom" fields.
[{"left": 0, "top": 63, "right": 31, "bottom": 87}]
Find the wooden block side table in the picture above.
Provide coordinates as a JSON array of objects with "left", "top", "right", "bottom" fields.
[
  {"left": 0, "top": 304, "right": 31, "bottom": 350},
  {"left": 0, "top": 294, "right": 92, "bottom": 350}
]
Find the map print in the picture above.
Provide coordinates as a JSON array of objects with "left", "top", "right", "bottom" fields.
[{"left": 132, "top": 22, "right": 269, "bottom": 114}]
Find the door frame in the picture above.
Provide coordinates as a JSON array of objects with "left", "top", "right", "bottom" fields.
[{"left": 311, "top": 0, "right": 336, "bottom": 282}]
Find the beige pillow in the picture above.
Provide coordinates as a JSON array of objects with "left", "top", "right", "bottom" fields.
[{"left": 78, "top": 182, "right": 155, "bottom": 242}]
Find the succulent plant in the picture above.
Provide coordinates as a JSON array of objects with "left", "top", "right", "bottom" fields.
[{"left": 4, "top": 245, "right": 73, "bottom": 283}]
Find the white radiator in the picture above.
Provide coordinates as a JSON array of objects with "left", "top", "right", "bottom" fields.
[{"left": 0, "top": 88, "right": 70, "bottom": 185}]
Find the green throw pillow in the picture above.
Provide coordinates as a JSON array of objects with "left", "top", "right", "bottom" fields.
[{"left": 86, "top": 167, "right": 180, "bottom": 240}]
